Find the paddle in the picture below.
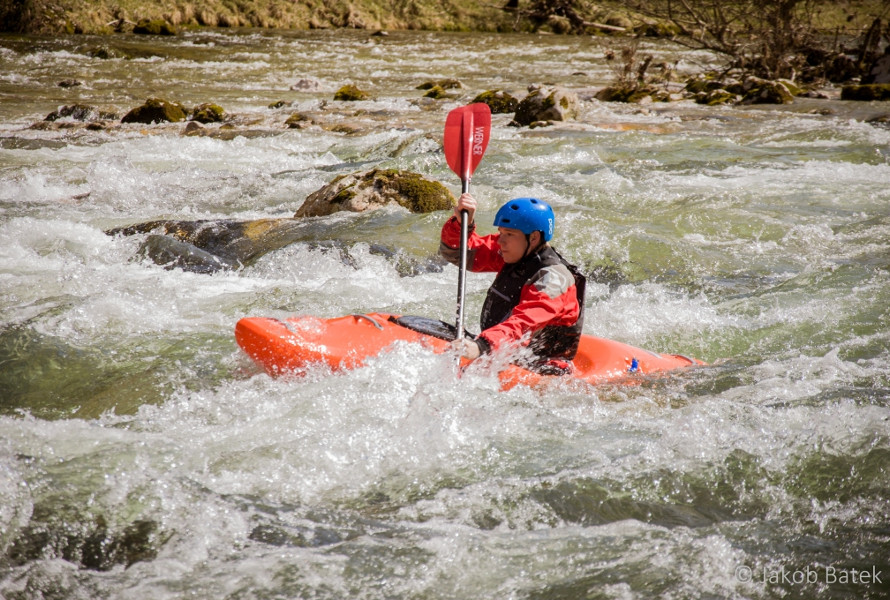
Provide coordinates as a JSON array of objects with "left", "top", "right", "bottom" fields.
[{"left": 443, "top": 103, "right": 491, "bottom": 341}]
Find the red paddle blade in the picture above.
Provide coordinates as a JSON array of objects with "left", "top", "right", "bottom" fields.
[{"left": 444, "top": 103, "right": 491, "bottom": 181}]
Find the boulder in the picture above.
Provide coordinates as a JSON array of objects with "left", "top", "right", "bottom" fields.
[
  {"left": 333, "top": 84, "right": 370, "bottom": 101},
  {"left": 683, "top": 74, "right": 796, "bottom": 105},
  {"left": 471, "top": 90, "right": 519, "bottom": 114},
  {"left": 182, "top": 121, "right": 203, "bottom": 136},
  {"left": 738, "top": 77, "right": 795, "bottom": 104},
  {"left": 840, "top": 84, "right": 890, "bottom": 101},
  {"left": 693, "top": 89, "right": 739, "bottom": 106},
  {"left": 596, "top": 84, "right": 671, "bottom": 103},
  {"left": 190, "top": 103, "right": 225, "bottom": 123},
  {"left": 295, "top": 168, "right": 454, "bottom": 217},
  {"left": 122, "top": 98, "right": 187, "bottom": 124},
  {"left": 684, "top": 74, "right": 735, "bottom": 95},
  {"left": 512, "top": 86, "right": 579, "bottom": 126}
]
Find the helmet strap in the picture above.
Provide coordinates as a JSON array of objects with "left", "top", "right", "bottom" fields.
[{"left": 523, "top": 232, "right": 544, "bottom": 258}]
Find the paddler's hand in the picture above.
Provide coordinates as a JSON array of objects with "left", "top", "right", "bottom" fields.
[
  {"left": 453, "top": 192, "right": 477, "bottom": 225},
  {"left": 451, "top": 338, "right": 481, "bottom": 360}
]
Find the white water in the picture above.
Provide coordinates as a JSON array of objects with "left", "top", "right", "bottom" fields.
[{"left": 2, "top": 29, "right": 889, "bottom": 599}]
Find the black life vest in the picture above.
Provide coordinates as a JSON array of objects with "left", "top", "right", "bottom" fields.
[{"left": 480, "top": 245, "right": 586, "bottom": 361}]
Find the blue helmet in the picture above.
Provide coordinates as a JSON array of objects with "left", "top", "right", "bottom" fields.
[{"left": 493, "top": 197, "right": 554, "bottom": 241}]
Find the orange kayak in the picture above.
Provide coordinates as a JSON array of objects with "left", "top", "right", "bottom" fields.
[{"left": 235, "top": 313, "right": 704, "bottom": 390}]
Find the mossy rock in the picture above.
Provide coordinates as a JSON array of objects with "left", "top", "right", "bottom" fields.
[
  {"left": 514, "top": 86, "right": 578, "bottom": 125},
  {"left": 777, "top": 79, "right": 803, "bottom": 97},
  {"left": 595, "top": 85, "right": 668, "bottom": 103},
  {"left": 694, "top": 90, "right": 739, "bottom": 106},
  {"left": 191, "top": 103, "right": 225, "bottom": 123},
  {"left": 122, "top": 98, "right": 187, "bottom": 124},
  {"left": 740, "top": 78, "right": 795, "bottom": 104},
  {"left": 841, "top": 84, "right": 890, "bottom": 101},
  {"left": 423, "top": 85, "right": 449, "bottom": 99},
  {"left": 416, "top": 79, "right": 462, "bottom": 90},
  {"left": 133, "top": 19, "right": 177, "bottom": 36},
  {"left": 684, "top": 75, "right": 727, "bottom": 95},
  {"left": 334, "top": 84, "right": 370, "bottom": 101},
  {"left": 472, "top": 89, "right": 519, "bottom": 114},
  {"left": 295, "top": 168, "right": 454, "bottom": 217}
]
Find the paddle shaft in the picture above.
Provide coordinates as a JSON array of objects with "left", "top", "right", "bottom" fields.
[
  {"left": 455, "top": 110, "right": 475, "bottom": 340},
  {"left": 456, "top": 185, "right": 469, "bottom": 340}
]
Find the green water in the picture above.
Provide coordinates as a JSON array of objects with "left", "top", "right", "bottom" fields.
[{"left": 1, "top": 28, "right": 889, "bottom": 599}]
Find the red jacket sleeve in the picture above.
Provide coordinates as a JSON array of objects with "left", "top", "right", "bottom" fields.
[
  {"left": 439, "top": 215, "right": 504, "bottom": 272},
  {"left": 478, "top": 264, "right": 580, "bottom": 353}
]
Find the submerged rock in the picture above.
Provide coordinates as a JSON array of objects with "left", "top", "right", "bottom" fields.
[
  {"left": 7, "top": 512, "right": 165, "bottom": 571},
  {"left": 295, "top": 168, "right": 454, "bottom": 217},
  {"left": 285, "top": 112, "right": 313, "bottom": 128},
  {"left": 107, "top": 169, "right": 454, "bottom": 273},
  {"left": 45, "top": 104, "right": 117, "bottom": 122},
  {"left": 137, "top": 234, "right": 241, "bottom": 272},
  {"left": 121, "top": 98, "right": 187, "bottom": 124}
]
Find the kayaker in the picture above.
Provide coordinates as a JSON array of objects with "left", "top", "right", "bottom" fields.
[{"left": 439, "top": 193, "right": 586, "bottom": 374}]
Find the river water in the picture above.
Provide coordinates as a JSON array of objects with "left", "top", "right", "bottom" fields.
[{"left": 1, "top": 28, "right": 889, "bottom": 599}]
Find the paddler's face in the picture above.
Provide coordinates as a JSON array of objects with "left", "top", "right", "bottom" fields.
[{"left": 497, "top": 227, "right": 540, "bottom": 263}]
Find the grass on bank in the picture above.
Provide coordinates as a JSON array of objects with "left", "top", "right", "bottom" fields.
[{"left": 5, "top": 0, "right": 887, "bottom": 36}]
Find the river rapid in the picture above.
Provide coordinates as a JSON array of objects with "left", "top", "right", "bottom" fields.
[{"left": 1, "top": 28, "right": 889, "bottom": 599}]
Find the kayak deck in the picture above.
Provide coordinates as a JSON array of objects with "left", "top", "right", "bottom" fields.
[{"left": 235, "top": 313, "right": 703, "bottom": 390}]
